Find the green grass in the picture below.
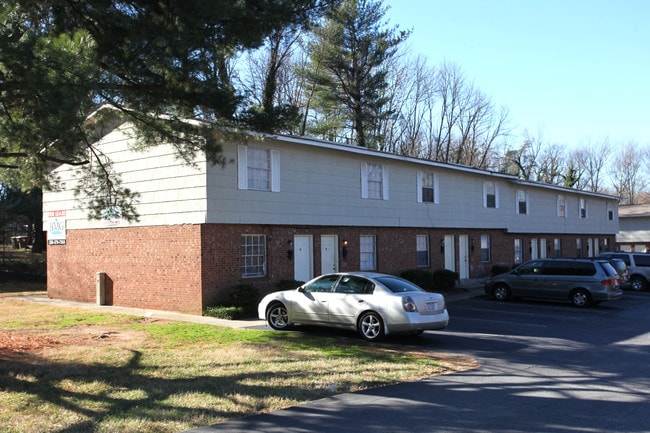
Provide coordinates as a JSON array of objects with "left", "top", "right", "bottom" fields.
[{"left": 0, "top": 297, "right": 476, "bottom": 433}]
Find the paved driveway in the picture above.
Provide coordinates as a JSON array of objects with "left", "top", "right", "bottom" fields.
[{"left": 185, "top": 292, "right": 650, "bottom": 433}]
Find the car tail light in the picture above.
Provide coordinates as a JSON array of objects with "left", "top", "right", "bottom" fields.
[
  {"left": 601, "top": 278, "right": 618, "bottom": 287},
  {"left": 402, "top": 296, "right": 418, "bottom": 312}
]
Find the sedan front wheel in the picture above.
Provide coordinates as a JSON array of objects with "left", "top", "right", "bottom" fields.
[
  {"left": 358, "top": 311, "right": 385, "bottom": 342},
  {"left": 493, "top": 284, "right": 511, "bottom": 301},
  {"left": 266, "top": 303, "right": 290, "bottom": 330}
]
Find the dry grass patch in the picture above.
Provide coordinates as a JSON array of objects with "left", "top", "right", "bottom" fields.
[{"left": 0, "top": 297, "right": 478, "bottom": 433}]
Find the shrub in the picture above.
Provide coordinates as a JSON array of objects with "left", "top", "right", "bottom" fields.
[
  {"left": 431, "top": 269, "right": 459, "bottom": 291},
  {"left": 276, "top": 279, "right": 304, "bottom": 290},
  {"left": 204, "top": 284, "right": 260, "bottom": 320},
  {"left": 225, "top": 284, "right": 260, "bottom": 317},
  {"left": 490, "top": 264, "right": 510, "bottom": 276},
  {"left": 400, "top": 269, "right": 433, "bottom": 291},
  {"left": 204, "top": 306, "right": 244, "bottom": 320}
]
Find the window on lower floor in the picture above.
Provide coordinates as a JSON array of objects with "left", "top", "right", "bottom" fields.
[
  {"left": 480, "top": 235, "right": 491, "bottom": 262},
  {"left": 554, "top": 238, "right": 561, "bottom": 258},
  {"left": 360, "top": 235, "right": 377, "bottom": 270},
  {"left": 416, "top": 235, "right": 430, "bottom": 267},
  {"left": 514, "top": 238, "right": 523, "bottom": 264},
  {"left": 241, "top": 234, "right": 266, "bottom": 277},
  {"left": 576, "top": 238, "right": 583, "bottom": 258}
]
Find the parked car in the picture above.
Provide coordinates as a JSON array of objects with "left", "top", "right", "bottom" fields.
[
  {"left": 484, "top": 258, "right": 623, "bottom": 307},
  {"left": 257, "top": 272, "right": 449, "bottom": 341},
  {"left": 596, "top": 257, "right": 631, "bottom": 290},
  {"left": 598, "top": 252, "right": 650, "bottom": 291}
]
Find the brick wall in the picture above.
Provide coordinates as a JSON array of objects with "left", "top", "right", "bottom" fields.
[
  {"left": 48, "top": 223, "right": 616, "bottom": 315},
  {"left": 47, "top": 225, "right": 204, "bottom": 314}
]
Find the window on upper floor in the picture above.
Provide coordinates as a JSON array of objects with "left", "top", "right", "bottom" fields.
[
  {"left": 557, "top": 195, "right": 566, "bottom": 217},
  {"left": 416, "top": 235, "right": 430, "bottom": 267},
  {"left": 417, "top": 172, "right": 439, "bottom": 204},
  {"left": 483, "top": 181, "right": 499, "bottom": 208},
  {"left": 607, "top": 203, "right": 614, "bottom": 221},
  {"left": 516, "top": 189, "right": 528, "bottom": 214},
  {"left": 238, "top": 145, "right": 280, "bottom": 192},
  {"left": 579, "top": 198, "right": 588, "bottom": 219},
  {"left": 361, "top": 163, "right": 388, "bottom": 200}
]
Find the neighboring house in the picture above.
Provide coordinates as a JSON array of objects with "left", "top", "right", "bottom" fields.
[
  {"left": 616, "top": 204, "right": 650, "bottom": 252},
  {"left": 42, "top": 120, "right": 620, "bottom": 315}
]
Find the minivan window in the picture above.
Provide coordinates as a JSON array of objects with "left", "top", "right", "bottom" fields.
[
  {"left": 633, "top": 254, "right": 650, "bottom": 267},
  {"left": 543, "top": 260, "right": 572, "bottom": 276},
  {"left": 599, "top": 262, "right": 618, "bottom": 278},
  {"left": 571, "top": 261, "right": 596, "bottom": 276},
  {"left": 517, "top": 260, "right": 544, "bottom": 275}
]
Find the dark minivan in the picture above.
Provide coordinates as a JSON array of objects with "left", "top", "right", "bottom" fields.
[{"left": 484, "top": 258, "right": 623, "bottom": 307}]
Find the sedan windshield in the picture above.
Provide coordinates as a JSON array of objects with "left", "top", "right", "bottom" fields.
[{"left": 376, "top": 276, "right": 425, "bottom": 293}]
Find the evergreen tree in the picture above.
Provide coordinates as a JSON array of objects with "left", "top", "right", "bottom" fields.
[
  {"left": 0, "top": 0, "right": 333, "bottom": 220},
  {"left": 305, "top": 0, "right": 409, "bottom": 148}
]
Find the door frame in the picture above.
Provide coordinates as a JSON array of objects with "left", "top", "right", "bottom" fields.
[{"left": 320, "top": 234, "right": 339, "bottom": 274}]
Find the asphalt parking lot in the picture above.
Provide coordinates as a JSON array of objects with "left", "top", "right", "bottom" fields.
[{"left": 187, "top": 291, "right": 650, "bottom": 433}]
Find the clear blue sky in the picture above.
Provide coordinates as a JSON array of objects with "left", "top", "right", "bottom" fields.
[{"left": 384, "top": 0, "right": 650, "bottom": 148}]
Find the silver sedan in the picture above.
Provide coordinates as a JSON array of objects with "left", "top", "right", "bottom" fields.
[{"left": 258, "top": 272, "right": 449, "bottom": 341}]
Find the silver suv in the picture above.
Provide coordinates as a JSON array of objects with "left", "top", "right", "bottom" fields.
[
  {"left": 598, "top": 252, "right": 650, "bottom": 291},
  {"left": 485, "top": 258, "right": 623, "bottom": 307}
]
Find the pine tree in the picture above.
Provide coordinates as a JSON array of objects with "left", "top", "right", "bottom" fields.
[
  {"left": 305, "top": 0, "right": 409, "bottom": 148},
  {"left": 0, "top": 0, "right": 333, "bottom": 219}
]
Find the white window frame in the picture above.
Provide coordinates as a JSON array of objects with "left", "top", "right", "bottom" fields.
[
  {"left": 483, "top": 181, "right": 499, "bottom": 208},
  {"left": 607, "top": 203, "right": 614, "bottom": 221},
  {"left": 516, "top": 189, "right": 528, "bottom": 215},
  {"left": 361, "top": 163, "right": 389, "bottom": 200},
  {"left": 238, "top": 145, "right": 280, "bottom": 192},
  {"left": 417, "top": 171, "right": 439, "bottom": 204},
  {"left": 360, "top": 235, "right": 377, "bottom": 270},
  {"left": 576, "top": 238, "right": 583, "bottom": 257},
  {"left": 514, "top": 238, "right": 523, "bottom": 264},
  {"left": 554, "top": 238, "right": 561, "bottom": 258},
  {"left": 579, "top": 198, "right": 588, "bottom": 219},
  {"left": 557, "top": 195, "right": 566, "bottom": 218},
  {"left": 480, "top": 235, "right": 491, "bottom": 263},
  {"left": 241, "top": 234, "right": 266, "bottom": 277},
  {"left": 416, "top": 235, "right": 430, "bottom": 267}
]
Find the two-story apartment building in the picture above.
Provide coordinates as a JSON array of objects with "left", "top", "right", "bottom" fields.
[{"left": 43, "top": 120, "right": 619, "bottom": 315}]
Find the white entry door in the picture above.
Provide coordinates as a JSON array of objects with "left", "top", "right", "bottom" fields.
[
  {"left": 294, "top": 235, "right": 313, "bottom": 282},
  {"left": 321, "top": 235, "right": 339, "bottom": 274},
  {"left": 444, "top": 235, "right": 455, "bottom": 273},
  {"left": 459, "top": 235, "right": 469, "bottom": 279}
]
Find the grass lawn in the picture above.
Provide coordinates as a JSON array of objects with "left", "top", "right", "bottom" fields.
[{"left": 0, "top": 281, "right": 477, "bottom": 433}]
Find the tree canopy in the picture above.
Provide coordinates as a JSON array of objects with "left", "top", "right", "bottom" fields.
[{"left": 0, "top": 0, "right": 333, "bottom": 219}]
